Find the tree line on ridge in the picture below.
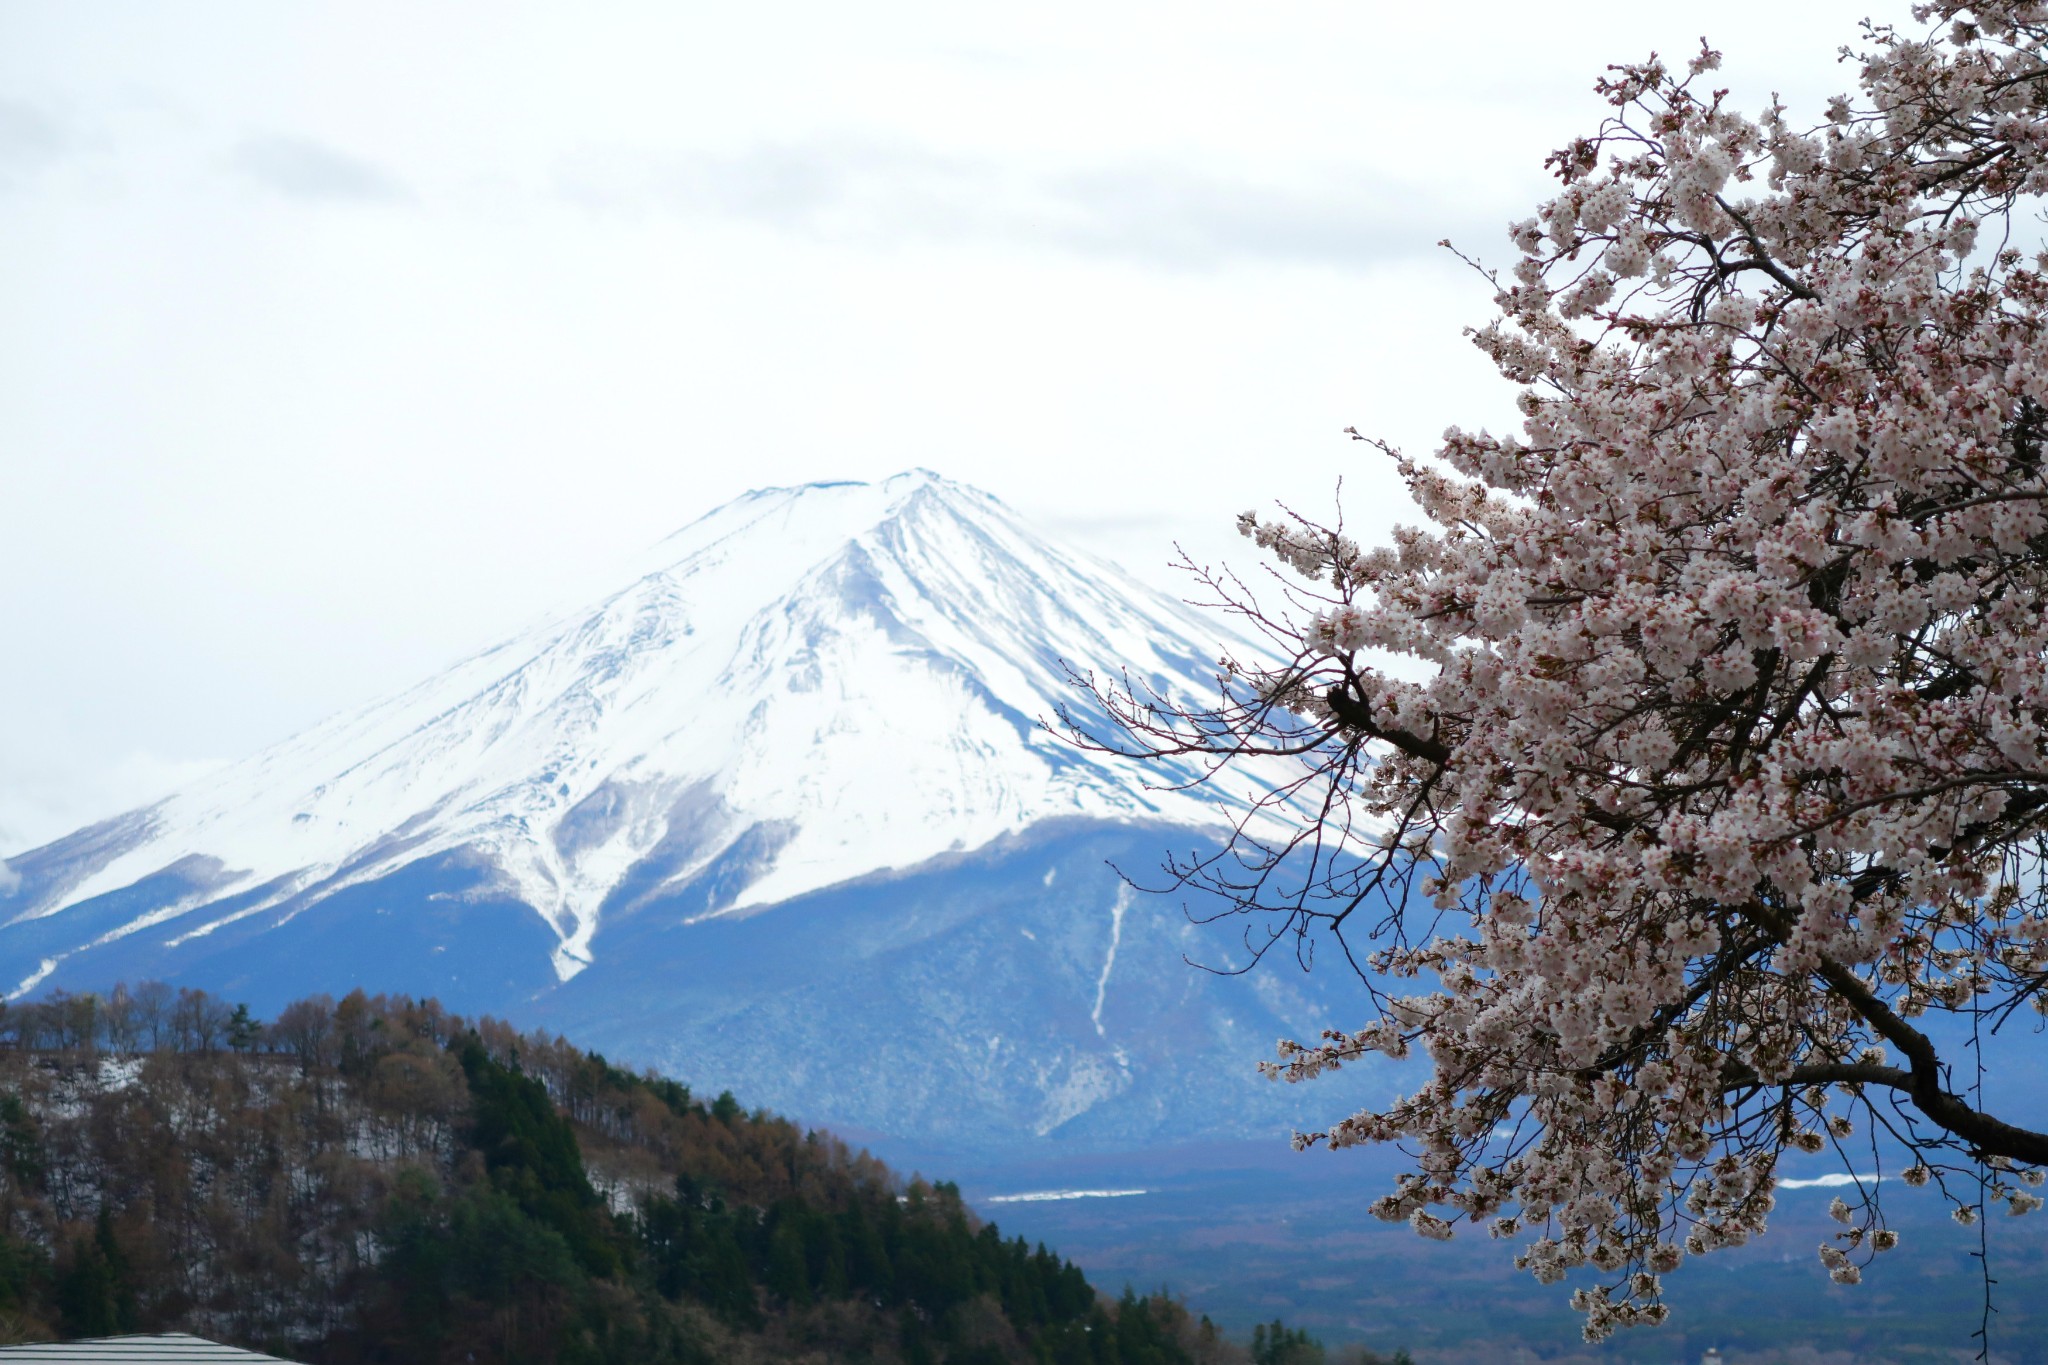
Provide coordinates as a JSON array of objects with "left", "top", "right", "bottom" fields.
[{"left": 0, "top": 983, "right": 1408, "bottom": 1365}]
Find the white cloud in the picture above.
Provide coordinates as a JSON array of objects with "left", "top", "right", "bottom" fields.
[
  {"left": 0, "top": 99, "right": 62, "bottom": 161},
  {"left": 0, "top": 749, "right": 224, "bottom": 855},
  {"left": 231, "top": 135, "right": 410, "bottom": 202},
  {"left": 558, "top": 139, "right": 1473, "bottom": 271},
  {"left": 0, "top": 98, "right": 67, "bottom": 191}
]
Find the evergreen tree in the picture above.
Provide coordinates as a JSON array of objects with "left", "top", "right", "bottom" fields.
[
  {"left": 54, "top": 1212, "right": 134, "bottom": 1338},
  {"left": 225, "top": 1003, "right": 261, "bottom": 1053}
]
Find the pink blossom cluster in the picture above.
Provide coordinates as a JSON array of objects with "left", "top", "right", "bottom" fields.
[{"left": 1128, "top": 0, "right": 2048, "bottom": 1341}]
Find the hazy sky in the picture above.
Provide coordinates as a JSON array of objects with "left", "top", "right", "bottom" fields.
[{"left": 1, "top": 0, "right": 1882, "bottom": 852}]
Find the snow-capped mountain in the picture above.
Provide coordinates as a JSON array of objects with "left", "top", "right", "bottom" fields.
[
  {"left": 0, "top": 471, "right": 1384, "bottom": 1150},
  {"left": 5, "top": 473, "right": 1232, "bottom": 983}
]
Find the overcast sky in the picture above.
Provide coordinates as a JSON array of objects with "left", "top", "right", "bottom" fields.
[{"left": 1, "top": 0, "right": 1884, "bottom": 852}]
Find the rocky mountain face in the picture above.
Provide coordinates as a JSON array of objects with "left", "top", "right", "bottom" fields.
[{"left": 0, "top": 471, "right": 1389, "bottom": 1153}]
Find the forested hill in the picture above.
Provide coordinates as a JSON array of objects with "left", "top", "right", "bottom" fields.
[{"left": 0, "top": 985, "right": 1398, "bottom": 1365}]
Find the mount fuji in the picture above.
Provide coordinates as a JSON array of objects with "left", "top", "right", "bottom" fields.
[{"left": 0, "top": 471, "right": 1386, "bottom": 1150}]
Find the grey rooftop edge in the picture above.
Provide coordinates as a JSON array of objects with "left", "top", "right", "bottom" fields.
[{"left": 0, "top": 1335, "right": 302, "bottom": 1363}]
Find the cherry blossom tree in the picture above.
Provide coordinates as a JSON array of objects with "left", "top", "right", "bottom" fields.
[{"left": 1064, "top": 0, "right": 2048, "bottom": 1342}]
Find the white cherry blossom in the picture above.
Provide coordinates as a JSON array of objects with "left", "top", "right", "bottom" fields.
[{"left": 1064, "top": 0, "right": 2048, "bottom": 1341}]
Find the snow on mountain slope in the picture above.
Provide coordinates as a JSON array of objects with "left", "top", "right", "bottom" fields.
[{"left": 2, "top": 471, "right": 1259, "bottom": 992}]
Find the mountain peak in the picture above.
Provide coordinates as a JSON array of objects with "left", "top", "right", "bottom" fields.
[{"left": 4, "top": 472, "right": 1243, "bottom": 991}]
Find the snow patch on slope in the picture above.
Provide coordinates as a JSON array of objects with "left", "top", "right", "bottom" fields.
[{"left": 1091, "top": 888, "right": 1128, "bottom": 1038}]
